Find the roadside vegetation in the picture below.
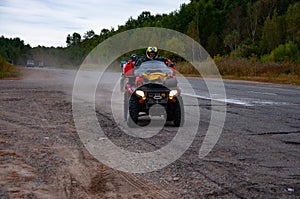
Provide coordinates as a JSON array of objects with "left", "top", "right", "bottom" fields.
[
  {"left": 0, "top": 0, "right": 299, "bottom": 84},
  {"left": 0, "top": 56, "right": 18, "bottom": 79},
  {"left": 215, "top": 56, "right": 300, "bottom": 85}
]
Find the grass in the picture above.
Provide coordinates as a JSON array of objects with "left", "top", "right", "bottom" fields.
[
  {"left": 221, "top": 74, "right": 300, "bottom": 85},
  {"left": 0, "top": 56, "right": 19, "bottom": 79},
  {"left": 176, "top": 56, "right": 300, "bottom": 85}
]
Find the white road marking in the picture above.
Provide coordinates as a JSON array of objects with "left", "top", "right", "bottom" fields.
[
  {"left": 248, "top": 91, "right": 278, "bottom": 96},
  {"left": 182, "top": 93, "right": 250, "bottom": 106},
  {"left": 182, "top": 93, "right": 290, "bottom": 107}
]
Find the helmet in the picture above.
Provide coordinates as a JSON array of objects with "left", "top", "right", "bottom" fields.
[
  {"left": 146, "top": 46, "right": 158, "bottom": 59},
  {"left": 130, "top": 54, "right": 138, "bottom": 62}
]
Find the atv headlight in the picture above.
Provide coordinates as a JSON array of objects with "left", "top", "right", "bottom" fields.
[
  {"left": 169, "top": 90, "right": 178, "bottom": 97},
  {"left": 135, "top": 90, "right": 145, "bottom": 99},
  {"left": 169, "top": 90, "right": 179, "bottom": 100}
]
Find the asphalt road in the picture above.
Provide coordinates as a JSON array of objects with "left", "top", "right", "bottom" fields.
[
  {"left": 67, "top": 67, "right": 300, "bottom": 197},
  {"left": 184, "top": 77, "right": 300, "bottom": 135}
]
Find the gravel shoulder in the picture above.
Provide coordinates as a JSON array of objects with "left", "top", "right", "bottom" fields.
[{"left": 0, "top": 67, "right": 170, "bottom": 198}]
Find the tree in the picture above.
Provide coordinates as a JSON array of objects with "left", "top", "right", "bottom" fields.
[
  {"left": 260, "top": 0, "right": 277, "bottom": 21},
  {"left": 207, "top": 33, "right": 220, "bottom": 56},
  {"left": 66, "top": 32, "right": 81, "bottom": 46},
  {"left": 100, "top": 28, "right": 110, "bottom": 36},
  {"left": 286, "top": 2, "right": 300, "bottom": 44},
  {"left": 4, "top": 0, "right": 299, "bottom": 67},
  {"left": 66, "top": 34, "right": 72, "bottom": 46},
  {"left": 72, "top": 32, "right": 81, "bottom": 45},
  {"left": 125, "top": 17, "right": 136, "bottom": 29},
  {"left": 186, "top": 20, "right": 199, "bottom": 42},
  {"left": 247, "top": 1, "right": 262, "bottom": 42},
  {"left": 0, "top": 36, "right": 31, "bottom": 64},
  {"left": 83, "top": 30, "right": 95, "bottom": 39},
  {"left": 224, "top": 30, "right": 240, "bottom": 52},
  {"left": 259, "top": 11, "right": 286, "bottom": 54},
  {"left": 136, "top": 11, "right": 153, "bottom": 26}
]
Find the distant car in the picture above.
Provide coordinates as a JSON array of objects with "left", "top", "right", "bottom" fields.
[
  {"left": 38, "top": 61, "right": 44, "bottom": 67},
  {"left": 26, "top": 60, "right": 35, "bottom": 67}
]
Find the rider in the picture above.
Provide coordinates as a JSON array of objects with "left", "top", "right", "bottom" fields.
[
  {"left": 120, "top": 54, "right": 138, "bottom": 91},
  {"left": 130, "top": 53, "right": 138, "bottom": 63},
  {"left": 123, "top": 53, "right": 138, "bottom": 76},
  {"left": 135, "top": 46, "right": 175, "bottom": 68}
]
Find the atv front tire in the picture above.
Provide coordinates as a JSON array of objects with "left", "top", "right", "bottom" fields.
[
  {"left": 127, "top": 95, "right": 139, "bottom": 127},
  {"left": 173, "top": 96, "right": 184, "bottom": 127}
]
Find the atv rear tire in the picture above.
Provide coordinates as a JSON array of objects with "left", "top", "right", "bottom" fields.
[{"left": 124, "top": 92, "right": 129, "bottom": 121}]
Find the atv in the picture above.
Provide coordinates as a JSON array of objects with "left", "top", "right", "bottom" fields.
[{"left": 123, "top": 60, "right": 184, "bottom": 127}]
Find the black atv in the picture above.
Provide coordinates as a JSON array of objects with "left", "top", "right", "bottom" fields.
[{"left": 123, "top": 61, "right": 184, "bottom": 127}]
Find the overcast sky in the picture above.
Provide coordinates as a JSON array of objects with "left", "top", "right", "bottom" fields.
[{"left": 0, "top": 0, "right": 190, "bottom": 47}]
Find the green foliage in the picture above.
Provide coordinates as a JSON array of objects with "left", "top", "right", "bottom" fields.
[
  {"left": 259, "top": 12, "right": 286, "bottom": 55},
  {"left": 0, "top": 36, "right": 31, "bottom": 65},
  {"left": 235, "top": 39, "right": 259, "bottom": 58},
  {"left": 0, "top": 55, "right": 18, "bottom": 78},
  {"left": 83, "top": 30, "right": 95, "bottom": 39},
  {"left": 2, "top": 0, "right": 300, "bottom": 68},
  {"left": 286, "top": 2, "right": 300, "bottom": 44},
  {"left": 66, "top": 32, "right": 82, "bottom": 47},
  {"left": 224, "top": 30, "right": 240, "bottom": 52},
  {"left": 261, "top": 41, "right": 300, "bottom": 62}
]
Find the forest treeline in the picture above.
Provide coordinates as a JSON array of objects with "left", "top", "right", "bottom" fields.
[{"left": 1, "top": 0, "right": 300, "bottom": 68}]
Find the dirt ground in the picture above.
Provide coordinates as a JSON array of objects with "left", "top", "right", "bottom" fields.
[
  {"left": 0, "top": 67, "right": 299, "bottom": 198},
  {"left": 0, "top": 68, "right": 171, "bottom": 199}
]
